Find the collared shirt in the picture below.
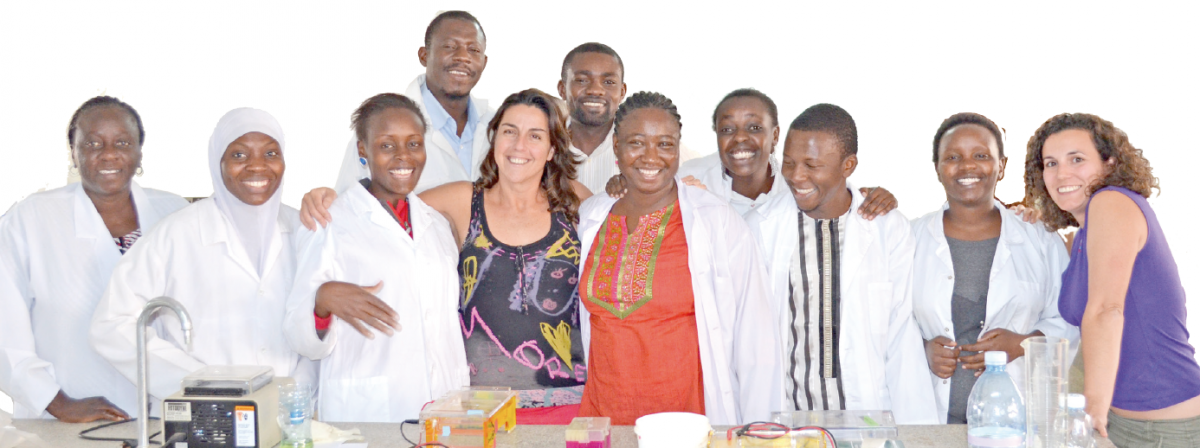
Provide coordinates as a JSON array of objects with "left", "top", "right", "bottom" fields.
[
  {"left": 785, "top": 206, "right": 851, "bottom": 412},
  {"left": 725, "top": 174, "right": 775, "bottom": 217},
  {"left": 421, "top": 81, "right": 479, "bottom": 175},
  {"left": 567, "top": 122, "right": 618, "bottom": 194}
]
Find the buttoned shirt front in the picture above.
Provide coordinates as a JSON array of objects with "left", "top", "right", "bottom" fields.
[{"left": 420, "top": 81, "right": 480, "bottom": 175}]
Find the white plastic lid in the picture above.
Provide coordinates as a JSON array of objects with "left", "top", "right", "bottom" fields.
[
  {"left": 1067, "top": 393, "right": 1086, "bottom": 409},
  {"left": 984, "top": 351, "right": 1008, "bottom": 365}
]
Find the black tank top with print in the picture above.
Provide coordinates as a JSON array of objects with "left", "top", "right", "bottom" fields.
[{"left": 457, "top": 188, "right": 586, "bottom": 407}]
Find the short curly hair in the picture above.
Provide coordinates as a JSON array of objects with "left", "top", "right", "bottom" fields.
[
  {"left": 1024, "top": 113, "right": 1159, "bottom": 230},
  {"left": 789, "top": 103, "right": 856, "bottom": 157}
]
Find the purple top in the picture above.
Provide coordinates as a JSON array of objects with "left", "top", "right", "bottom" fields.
[{"left": 1059, "top": 186, "right": 1200, "bottom": 411}]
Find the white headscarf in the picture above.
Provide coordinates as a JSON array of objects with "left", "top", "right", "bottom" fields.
[{"left": 207, "top": 108, "right": 286, "bottom": 277}]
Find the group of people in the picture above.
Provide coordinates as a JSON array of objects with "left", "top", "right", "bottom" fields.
[{"left": 2, "top": 10, "right": 1197, "bottom": 447}]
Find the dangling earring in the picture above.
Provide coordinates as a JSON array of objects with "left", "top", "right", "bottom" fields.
[{"left": 359, "top": 157, "right": 368, "bottom": 167}]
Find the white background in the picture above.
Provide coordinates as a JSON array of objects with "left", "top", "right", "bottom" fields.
[{"left": 2, "top": 1, "right": 1197, "bottom": 414}]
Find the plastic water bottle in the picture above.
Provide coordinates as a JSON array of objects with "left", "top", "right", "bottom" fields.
[
  {"left": 967, "top": 351, "right": 1026, "bottom": 448},
  {"left": 1055, "top": 394, "right": 1096, "bottom": 448},
  {"left": 278, "top": 383, "right": 314, "bottom": 448}
]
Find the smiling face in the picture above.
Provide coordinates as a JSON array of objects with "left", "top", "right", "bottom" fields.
[
  {"left": 558, "top": 52, "right": 626, "bottom": 127},
  {"left": 1042, "top": 128, "right": 1110, "bottom": 222},
  {"left": 780, "top": 129, "right": 856, "bottom": 218},
  {"left": 614, "top": 108, "right": 682, "bottom": 196},
  {"left": 715, "top": 96, "right": 778, "bottom": 180},
  {"left": 492, "top": 104, "right": 554, "bottom": 184},
  {"left": 419, "top": 18, "right": 487, "bottom": 99},
  {"left": 220, "top": 132, "right": 284, "bottom": 206},
  {"left": 72, "top": 105, "right": 143, "bottom": 198},
  {"left": 936, "top": 124, "right": 1006, "bottom": 208},
  {"left": 358, "top": 108, "right": 427, "bottom": 203}
]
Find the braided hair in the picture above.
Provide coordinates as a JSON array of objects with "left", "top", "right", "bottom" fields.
[{"left": 614, "top": 91, "right": 681, "bottom": 137}]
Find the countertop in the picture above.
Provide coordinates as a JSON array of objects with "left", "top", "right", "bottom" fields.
[{"left": 9, "top": 419, "right": 1116, "bottom": 447}]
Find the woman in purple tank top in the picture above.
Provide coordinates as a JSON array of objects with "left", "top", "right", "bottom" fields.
[{"left": 1025, "top": 113, "right": 1200, "bottom": 445}]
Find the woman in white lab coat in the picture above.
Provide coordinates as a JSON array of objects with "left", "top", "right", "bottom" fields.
[
  {"left": 910, "top": 112, "right": 1075, "bottom": 423},
  {"left": 284, "top": 93, "right": 468, "bottom": 423},
  {"left": 0, "top": 96, "right": 188, "bottom": 422},
  {"left": 575, "top": 92, "right": 779, "bottom": 426},
  {"left": 90, "top": 108, "right": 310, "bottom": 405},
  {"left": 302, "top": 89, "right": 592, "bottom": 425}
]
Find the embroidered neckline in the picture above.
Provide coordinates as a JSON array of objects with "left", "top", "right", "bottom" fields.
[{"left": 585, "top": 202, "right": 676, "bottom": 319}]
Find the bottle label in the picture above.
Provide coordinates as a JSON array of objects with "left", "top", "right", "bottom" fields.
[{"left": 967, "top": 434, "right": 1023, "bottom": 447}]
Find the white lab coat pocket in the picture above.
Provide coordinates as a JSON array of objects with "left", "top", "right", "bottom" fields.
[{"left": 321, "top": 376, "right": 389, "bottom": 423}]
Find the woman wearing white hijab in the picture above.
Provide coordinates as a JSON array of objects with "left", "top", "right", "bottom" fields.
[{"left": 90, "top": 108, "right": 310, "bottom": 404}]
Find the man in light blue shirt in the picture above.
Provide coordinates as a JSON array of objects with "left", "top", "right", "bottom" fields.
[
  {"left": 333, "top": 10, "right": 495, "bottom": 194},
  {"left": 421, "top": 80, "right": 479, "bottom": 175}
]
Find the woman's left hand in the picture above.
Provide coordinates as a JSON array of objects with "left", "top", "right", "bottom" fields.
[{"left": 958, "top": 329, "right": 1033, "bottom": 375}]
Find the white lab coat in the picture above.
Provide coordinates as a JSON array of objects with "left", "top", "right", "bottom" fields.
[
  {"left": 577, "top": 180, "right": 781, "bottom": 425},
  {"left": 89, "top": 199, "right": 313, "bottom": 403},
  {"left": 910, "top": 201, "right": 1077, "bottom": 423},
  {"left": 678, "top": 153, "right": 796, "bottom": 319},
  {"left": 756, "top": 185, "right": 939, "bottom": 424},
  {"left": 0, "top": 183, "right": 186, "bottom": 418},
  {"left": 284, "top": 184, "right": 468, "bottom": 422},
  {"left": 335, "top": 75, "right": 496, "bottom": 194}
]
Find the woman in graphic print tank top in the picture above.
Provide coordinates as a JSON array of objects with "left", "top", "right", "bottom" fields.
[{"left": 416, "top": 89, "right": 591, "bottom": 424}]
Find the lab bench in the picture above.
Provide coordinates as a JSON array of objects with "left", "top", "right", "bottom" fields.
[{"left": 11, "top": 419, "right": 1116, "bottom": 447}]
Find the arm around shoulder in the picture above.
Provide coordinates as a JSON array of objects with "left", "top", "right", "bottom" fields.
[{"left": 418, "top": 181, "right": 475, "bottom": 246}]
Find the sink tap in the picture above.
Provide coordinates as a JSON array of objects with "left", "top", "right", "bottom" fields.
[{"left": 136, "top": 297, "right": 192, "bottom": 448}]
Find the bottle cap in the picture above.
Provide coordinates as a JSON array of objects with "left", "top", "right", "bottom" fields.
[
  {"left": 1067, "top": 393, "right": 1086, "bottom": 409},
  {"left": 984, "top": 351, "right": 1008, "bottom": 365}
]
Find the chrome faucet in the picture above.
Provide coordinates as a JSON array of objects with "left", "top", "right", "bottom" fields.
[{"left": 136, "top": 297, "right": 193, "bottom": 448}]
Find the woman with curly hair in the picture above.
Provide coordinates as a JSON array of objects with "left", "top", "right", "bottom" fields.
[
  {"left": 300, "top": 89, "right": 592, "bottom": 424},
  {"left": 1026, "top": 113, "right": 1200, "bottom": 445}
]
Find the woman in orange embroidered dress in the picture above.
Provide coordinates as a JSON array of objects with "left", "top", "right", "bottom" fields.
[{"left": 576, "top": 92, "right": 779, "bottom": 425}]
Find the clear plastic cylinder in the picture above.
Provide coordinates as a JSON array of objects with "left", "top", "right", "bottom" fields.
[{"left": 1020, "top": 336, "right": 1070, "bottom": 448}]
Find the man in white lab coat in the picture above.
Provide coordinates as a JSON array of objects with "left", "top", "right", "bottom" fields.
[
  {"left": 90, "top": 108, "right": 311, "bottom": 407},
  {"left": 766, "top": 103, "right": 938, "bottom": 424},
  {"left": 335, "top": 10, "right": 495, "bottom": 194}
]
